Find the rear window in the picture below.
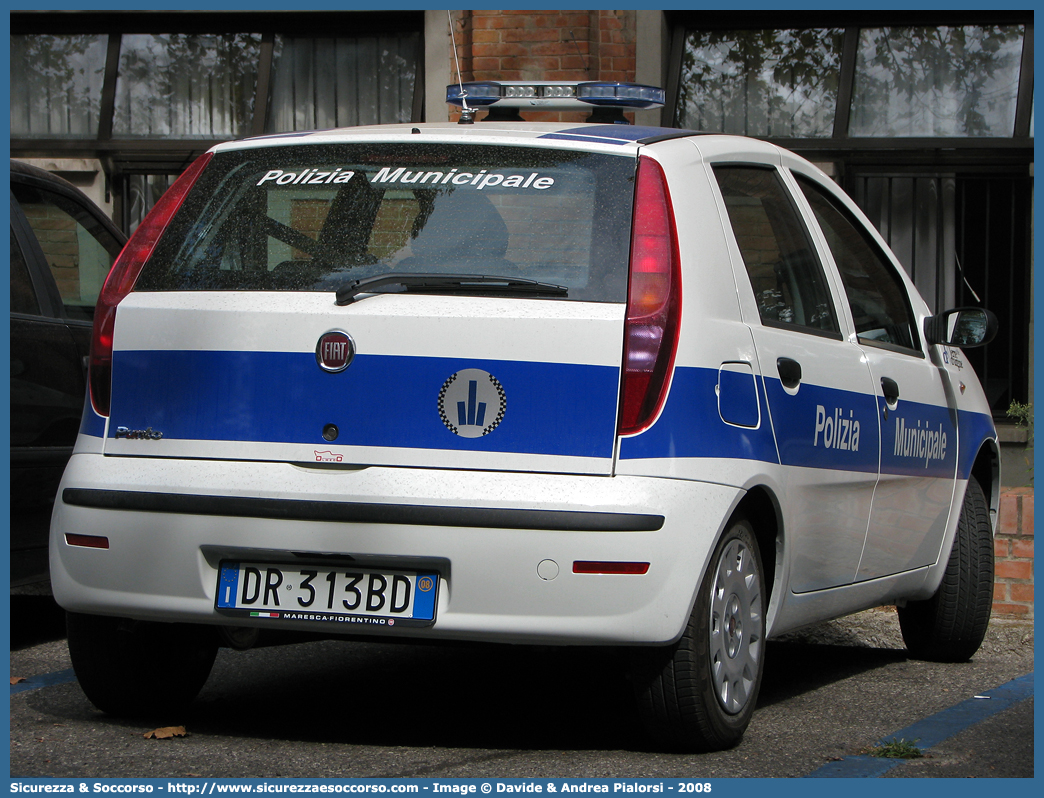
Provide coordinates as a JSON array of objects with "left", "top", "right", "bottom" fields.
[{"left": 136, "top": 142, "right": 636, "bottom": 303}]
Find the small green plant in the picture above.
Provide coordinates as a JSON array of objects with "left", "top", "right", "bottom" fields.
[
  {"left": 864, "top": 738, "right": 924, "bottom": 759},
  {"left": 1008, "top": 400, "right": 1034, "bottom": 442}
]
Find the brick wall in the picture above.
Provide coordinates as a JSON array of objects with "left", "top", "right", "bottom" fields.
[
  {"left": 449, "top": 10, "right": 637, "bottom": 123},
  {"left": 20, "top": 202, "right": 82, "bottom": 301},
  {"left": 995, "top": 488, "right": 1034, "bottom": 618}
]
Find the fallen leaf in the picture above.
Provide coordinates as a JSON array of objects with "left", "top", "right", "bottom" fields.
[
  {"left": 10, "top": 677, "right": 26, "bottom": 685},
  {"left": 144, "top": 726, "right": 188, "bottom": 739}
]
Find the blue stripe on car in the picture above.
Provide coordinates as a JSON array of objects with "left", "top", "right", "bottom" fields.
[
  {"left": 761, "top": 376, "right": 880, "bottom": 474},
  {"left": 619, "top": 367, "right": 781, "bottom": 465},
  {"left": 621, "top": 366, "right": 989, "bottom": 479},
  {"left": 108, "top": 352, "right": 993, "bottom": 478},
  {"left": 954, "top": 408, "right": 997, "bottom": 480},
  {"left": 109, "top": 351, "right": 620, "bottom": 459}
]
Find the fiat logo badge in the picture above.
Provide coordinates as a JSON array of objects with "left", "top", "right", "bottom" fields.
[{"left": 315, "top": 330, "right": 355, "bottom": 373}]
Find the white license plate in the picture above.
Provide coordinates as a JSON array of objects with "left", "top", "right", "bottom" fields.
[{"left": 216, "top": 562, "right": 438, "bottom": 628}]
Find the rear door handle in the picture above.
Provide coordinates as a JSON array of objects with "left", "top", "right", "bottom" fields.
[
  {"left": 881, "top": 377, "right": 900, "bottom": 406},
  {"left": 777, "top": 357, "right": 802, "bottom": 390}
]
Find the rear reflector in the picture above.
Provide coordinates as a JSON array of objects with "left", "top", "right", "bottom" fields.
[
  {"left": 65, "top": 534, "right": 110, "bottom": 549},
  {"left": 573, "top": 561, "right": 650, "bottom": 575}
]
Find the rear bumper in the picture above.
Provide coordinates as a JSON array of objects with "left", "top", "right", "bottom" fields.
[{"left": 50, "top": 453, "right": 742, "bottom": 645}]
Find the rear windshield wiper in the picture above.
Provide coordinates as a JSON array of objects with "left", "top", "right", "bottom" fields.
[{"left": 335, "top": 273, "right": 568, "bottom": 306}]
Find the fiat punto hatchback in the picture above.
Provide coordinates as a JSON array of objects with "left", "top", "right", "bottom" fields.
[{"left": 52, "top": 82, "right": 999, "bottom": 752}]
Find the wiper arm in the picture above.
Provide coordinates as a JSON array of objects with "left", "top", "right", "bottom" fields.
[{"left": 335, "top": 273, "right": 568, "bottom": 306}]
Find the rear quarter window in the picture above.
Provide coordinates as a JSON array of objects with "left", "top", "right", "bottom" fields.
[{"left": 136, "top": 143, "right": 636, "bottom": 303}]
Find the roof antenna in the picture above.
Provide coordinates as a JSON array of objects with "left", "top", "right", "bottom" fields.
[
  {"left": 448, "top": 11, "right": 475, "bottom": 124},
  {"left": 570, "top": 31, "right": 589, "bottom": 74},
  {"left": 954, "top": 252, "right": 982, "bottom": 303}
]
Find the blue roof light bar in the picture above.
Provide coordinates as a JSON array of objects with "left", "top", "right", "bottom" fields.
[
  {"left": 446, "top": 81, "right": 665, "bottom": 112},
  {"left": 577, "top": 82, "right": 666, "bottom": 108}
]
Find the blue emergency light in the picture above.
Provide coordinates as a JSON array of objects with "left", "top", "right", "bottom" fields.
[
  {"left": 446, "top": 81, "right": 665, "bottom": 124},
  {"left": 446, "top": 81, "right": 665, "bottom": 110}
]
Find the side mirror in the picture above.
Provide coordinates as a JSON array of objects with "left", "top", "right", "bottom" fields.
[{"left": 923, "top": 307, "right": 999, "bottom": 349}]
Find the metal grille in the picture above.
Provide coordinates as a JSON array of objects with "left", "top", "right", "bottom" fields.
[
  {"left": 848, "top": 172, "right": 1032, "bottom": 415},
  {"left": 955, "top": 176, "right": 1033, "bottom": 414}
]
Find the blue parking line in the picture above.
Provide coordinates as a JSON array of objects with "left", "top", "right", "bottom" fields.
[
  {"left": 805, "top": 672, "right": 1034, "bottom": 777},
  {"left": 10, "top": 667, "right": 78, "bottom": 695}
]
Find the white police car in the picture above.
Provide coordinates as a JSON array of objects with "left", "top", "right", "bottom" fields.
[{"left": 51, "top": 81, "right": 999, "bottom": 752}]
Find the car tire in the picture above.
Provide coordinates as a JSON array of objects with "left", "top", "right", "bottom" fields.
[
  {"left": 66, "top": 612, "right": 218, "bottom": 717},
  {"left": 631, "top": 516, "right": 766, "bottom": 752},
  {"left": 898, "top": 477, "right": 994, "bottom": 663}
]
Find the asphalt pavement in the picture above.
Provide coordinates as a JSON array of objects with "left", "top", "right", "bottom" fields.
[{"left": 8, "top": 599, "right": 1034, "bottom": 779}]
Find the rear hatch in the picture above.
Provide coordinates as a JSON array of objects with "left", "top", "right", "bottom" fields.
[{"left": 103, "top": 138, "right": 637, "bottom": 476}]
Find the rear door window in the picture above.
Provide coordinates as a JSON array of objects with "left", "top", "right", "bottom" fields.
[
  {"left": 10, "top": 231, "right": 41, "bottom": 316},
  {"left": 137, "top": 143, "right": 637, "bottom": 303},
  {"left": 10, "top": 182, "right": 123, "bottom": 321}
]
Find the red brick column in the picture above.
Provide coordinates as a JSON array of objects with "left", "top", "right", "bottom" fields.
[
  {"left": 447, "top": 10, "right": 637, "bottom": 123},
  {"left": 596, "top": 10, "right": 636, "bottom": 83},
  {"left": 994, "top": 488, "right": 1034, "bottom": 617}
]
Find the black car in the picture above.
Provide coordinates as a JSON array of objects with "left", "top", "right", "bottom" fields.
[{"left": 10, "top": 160, "right": 126, "bottom": 588}]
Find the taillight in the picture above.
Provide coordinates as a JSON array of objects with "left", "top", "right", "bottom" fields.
[
  {"left": 618, "top": 156, "right": 681, "bottom": 435},
  {"left": 89, "top": 152, "right": 213, "bottom": 417}
]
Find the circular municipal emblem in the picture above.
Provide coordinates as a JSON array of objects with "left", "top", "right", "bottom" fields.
[
  {"left": 438, "top": 368, "right": 506, "bottom": 438},
  {"left": 315, "top": 330, "right": 355, "bottom": 373}
]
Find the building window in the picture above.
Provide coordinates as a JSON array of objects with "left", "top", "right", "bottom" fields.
[
  {"left": 113, "top": 33, "right": 263, "bottom": 138},
  {"left": 849, "top": 26, "right": 1025, "bottom": 137},
  {"left": 10, "top": 13, "right": 423, "bottom": 155},
  {"left": 10, "top": 34, "right": 107, "bottom": 137},
  {"left": 267, "top": 33, "right": 420, "bottom": 132},
  {"left": 674, "top": 29, "right": 844, "bottom": 137}
]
